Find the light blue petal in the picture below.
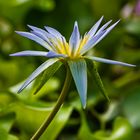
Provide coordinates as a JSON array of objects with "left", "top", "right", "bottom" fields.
[
  {"left": 80, "top": 20, "right": 120, "bottom": 55},
  {"left": 31, "top": 30, "right": 57, "bottom": 52},
  {"left": 69, "top": 21, "right": 80, "bottom": 54},
  {"left": 95, "top": 20, "right": 112, "bottom": 35},
  {"left": 28, "top": 25, "right": 49, "bottom": 38},
  {"left": 15, "top": 31, "right": 52, "bottom": 51},
  {"left": 10, "top": 51, "right": 48, "bottom": 57},
  {"left": 93, "top": 20, "right": 120, "bottom": 46},
  {"left": 44, "top": 26, "right": 63, "bottom": 41},
  {"left": 87, "top": 16, "right": 104, "bottom": 38},
  {"left": 86, "top": 56, "right": 136, "bottom": 67},
  {"left": 33, "top": 28, "right": 63, "bottom": 52},
  {"left": 18, "top": 58, "right": 59, "bottom": 93},
  {"left": 46, "top": 51, "right": 66, "bottom": 58},
  {"left": 68, "top": 59, "right": 87, "bottom": 108},
  {"left": 80, "top": 30, "right": 105, "bottom": 55},
  {"left": 28, "top": 25, "right": 55, "bottom": 49},
  {"left": 28, "top": 25, "right": 53, "bottom": 42}
]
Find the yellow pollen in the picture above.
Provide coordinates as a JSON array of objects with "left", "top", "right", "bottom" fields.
[
  {"left": 79, "top": 36, "right": 89, "bottom": 51},
  {"left": 64, "top": 42, "right": 71, "bottom": 56},
  {"left": 57, "top": 39, "right": 65, "bottom": 54},
  {"left": 77, "top": 35, "right": 89, "bottom": 54},
  {"left": 56, "top": 39, "right": 71, "bottom": 56}
]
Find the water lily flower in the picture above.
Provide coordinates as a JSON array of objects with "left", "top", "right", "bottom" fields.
[{"left": 10, "top": 16, "right": 135, "bottom": 108}]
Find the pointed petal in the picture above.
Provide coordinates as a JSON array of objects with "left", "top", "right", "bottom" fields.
[
  {"left": 69, "top": 21, "right": 80, "bottom": 54},
  {"left": 32, "top": 28, "right": 63, "bottom": 53},
  {"left": 28, "top": 25, "right": 56, "bottom": 49},
  {"left": 10, "top": 51, "right": 48, "bottom": 57},
  {"left": 15, "top": 31, "right": 52, "bottom": 50},
  {"left": 28, "top": 25, "right": 54, "bottom": 49},
  {"left": 32, "top": 61, "right": 62, "bottom": 94},
  {"left": 86, "top": 56, "right": 136, "bottom": 67},
  {"left": 80, "top": 30, "right": 105, "bottom": 54},
  {"left": 87, "top": 16, "right": 104, "bottom": 37},
  {"left": 18, "top": 58, "right": 58, "bottom": 93},
  {"left": 95, "top": 20, "right": 112, "bottom": 35},
  {"left": 80, "top": 20, "right": 120, "bottom": 55},
  {"left": 93, "top": 20, "right": 120, "bottom": 46},
  {"left": 86, "top": 59, "right": 110, "bottom": 101},
  {"left": 28, "top": 25, "right": 48, "bottom": 38},
  {"left": 68, "top": 59, "right": 87, "bottom": 108},
  {"left": 44, "top": 26, "right": 63, "bottom": 40}
]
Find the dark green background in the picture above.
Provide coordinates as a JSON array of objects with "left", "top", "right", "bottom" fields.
[{"left": 0, "top": 0, "right": 140, "bottom": 139}]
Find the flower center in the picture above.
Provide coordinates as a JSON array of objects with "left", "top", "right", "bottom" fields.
[{"left": 52, "top": 35, "right": 89, "bottom": 59}]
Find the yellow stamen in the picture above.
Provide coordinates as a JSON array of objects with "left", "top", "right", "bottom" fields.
[
  {"left": 64, "top": 42, "right": 71, "bottom": 56},
  {"left": 77, "top": 35, "right": 89, "bottom": 54},
  {"left": 57, "top": 39, "right": 65, "bottom": 54}
]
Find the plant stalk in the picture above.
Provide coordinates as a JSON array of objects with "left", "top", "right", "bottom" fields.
[{"left": 31, "top": 67, "right": 72, "bottom": 140}]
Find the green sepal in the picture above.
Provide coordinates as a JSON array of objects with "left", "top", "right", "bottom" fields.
[
  {"left": 32, "top": 61, "right": 62, "bottom": 95},
  {"left": 86, "top": 58, "right": 110, "bottom": 102}
]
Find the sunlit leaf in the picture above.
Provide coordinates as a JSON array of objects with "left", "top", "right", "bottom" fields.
[
  {"left": 40, "top": 105, "right": 73, "bottom": 140},
  {"left": 78, "top": 112, "right": 94, "bottom": 140},
  {"left": 110, "top": 117, "right": 133, "bottom": 140},
  {"left": 8, "top": 135, "right": 18, "bottom": 140},
  {"left": 93, "top": 117, "right": 133, "bottom": 140},
  {"left": 9, "top": 100, "right": 73, "bottom": 140},
  {"left": 10, "top": 102, "right": 52, "bottom": 136}
]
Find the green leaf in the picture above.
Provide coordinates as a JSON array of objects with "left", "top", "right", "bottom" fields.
[
  {"left": 0, "top": 128, "right": 8, "bottom": 140},
  {"left": 86, "top": 59, "right": 110, "bottom": 102},
  {"left": 122, "top": 87, "right": 140, "bottom": 129},
  {"left": 40, "top": 105, "right": 73, "bottom": 140},
  {"left": 78, "top": 112, "right": 95, "bottom": 140},
  {"left": 10, "top": 100, "right": 73, "bottom": 140},
  {"left": 32, "top": 61, "right": 62, "bottom": 95},
  {"left": 0, "top": 113, "right": 15, "bottom": 132},
  {"left": 11, "top": 102, "right": 52, "bottom": 135},
  {"left": 8, "top": 135, "right": 19, "bottom": 140},
  {"left": 110, "top": 117, "right": 133, "bottom": 140},
  {"left": 0, "top": 128, "right": 18, "bottom": 140},
  {"left": 93, "top": 117, "right": 133, "bottom": 140},
  {"left": 68, "top": 59, "right": 87, "bottom": 108}
]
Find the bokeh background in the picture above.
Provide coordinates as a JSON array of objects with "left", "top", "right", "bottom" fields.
[{"left": 0, "top": 0, "right": 140, "bottom": 140}]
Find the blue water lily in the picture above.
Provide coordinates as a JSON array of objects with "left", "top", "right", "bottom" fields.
[{"left": 10, "top": 16, "right": 135, "bottom": 108}]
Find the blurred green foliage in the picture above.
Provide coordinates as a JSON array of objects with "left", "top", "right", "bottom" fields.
[{"left": 0, "top": 0, "right": 140, "bottom": 139}]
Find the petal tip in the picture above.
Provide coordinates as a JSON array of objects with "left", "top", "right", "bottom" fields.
[
  {"left": 9, "top": 54, "right": 14, "bottom": 56},
  {"left": 15, "top": 31, "right": 20, "bottom": 34},
  {"left": 82, "top": 103, "right": 86, "bottom": 109},
  {"left": 27, "top": 24, "right": 33, "bottom": 29},
  {"left": 74, "top": 21, "right": 78, "bottom": 26},
  {"left": 15, "top": 31, "right": 25, "bottom": 35},
  {"left": 17, "top": 88, "right": 22, "bottom": 93},
  {"left": 100, "top": 15, "right": 104, "bottom": 20},
  {"left": 130, "top": 64, "right": 137, "bottom": 67}
]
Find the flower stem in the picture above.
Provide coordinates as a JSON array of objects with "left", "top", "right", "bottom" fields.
[{"left": 31, "top": 67, "right": 72, "bottom": 140}]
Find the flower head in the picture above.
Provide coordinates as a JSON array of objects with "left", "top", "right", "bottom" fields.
[{"left": 10, "top": 16, "right": 135, "bottom": 108}]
